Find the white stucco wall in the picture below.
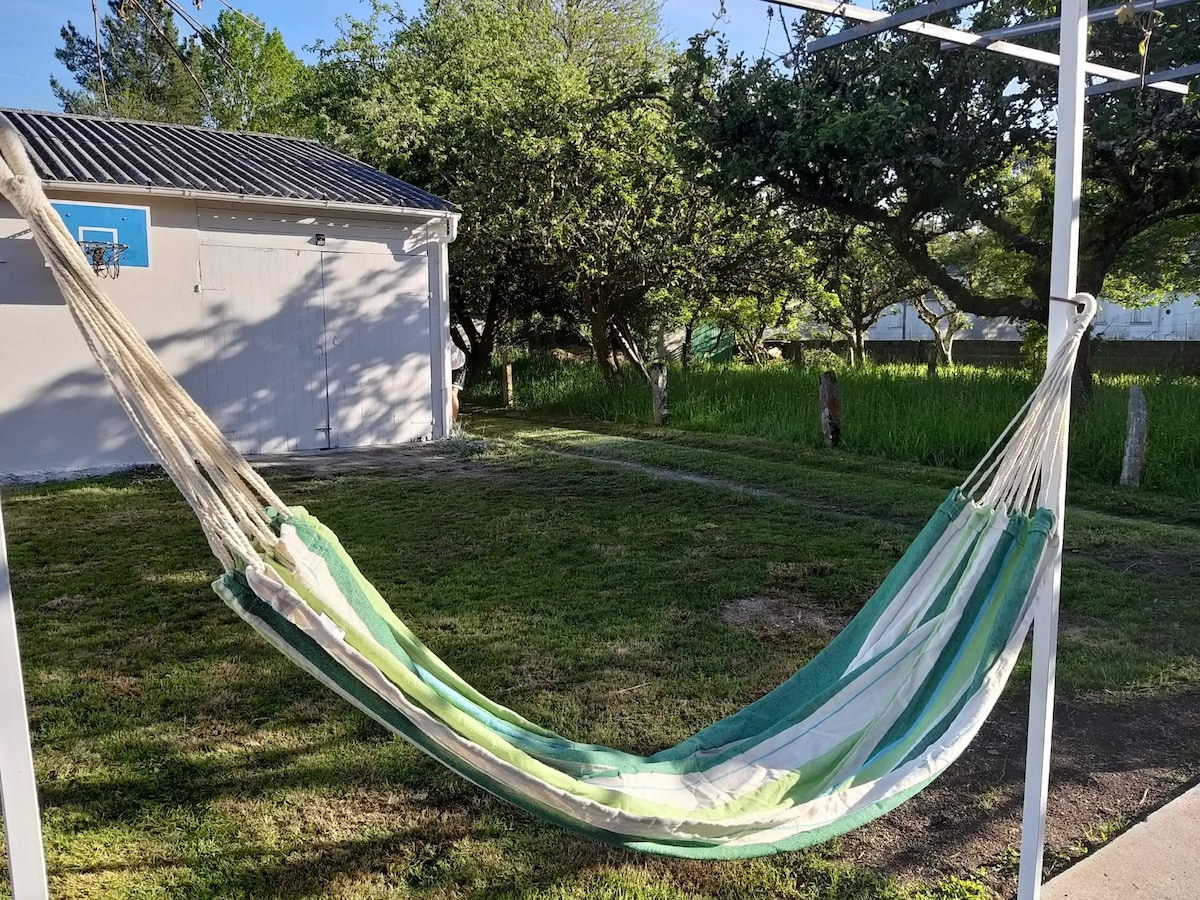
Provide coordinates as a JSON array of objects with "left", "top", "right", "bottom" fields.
[
  {"left": 868, "top": 296, "right": 1200, "bottom": 342},
  {"left": 0, "top": 191, "right": 454, "bottom": 481}
]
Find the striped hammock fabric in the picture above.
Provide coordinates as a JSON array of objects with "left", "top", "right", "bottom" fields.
[
  {"left": 215, "top": 493, "right": 1056, "bottom": 858},
  {"left": 0, "top": 122, "right": 1094, "bottom": 859}
]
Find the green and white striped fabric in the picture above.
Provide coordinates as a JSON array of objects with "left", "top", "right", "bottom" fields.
[{"left": 214, "top": 490, "right": 1056, "bottom": 859}]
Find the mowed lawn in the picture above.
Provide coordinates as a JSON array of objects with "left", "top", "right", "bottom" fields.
[{"left": 3, "top": 415, "right": 1198, "bottom": 899}]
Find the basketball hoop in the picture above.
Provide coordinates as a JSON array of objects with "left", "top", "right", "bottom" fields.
[{"left": 77, "top": 240, "right": 129, "bottom": 278}]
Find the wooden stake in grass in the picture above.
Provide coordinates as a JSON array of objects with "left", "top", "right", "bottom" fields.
[
  {"left": 1120, "top": 384, "right": 1148, "bottom": 488},
  {"left": 501, "top": 352, "right": 514, "bottom": 409},
  {"left": 650, "top": 362, "right": 669, "bottom": 426},
  {"left": 819, "top": 370, "right": 841, "bottom": 448}
]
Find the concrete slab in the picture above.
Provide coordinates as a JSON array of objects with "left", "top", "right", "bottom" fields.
[{"left": 1041, "top": 782, "right": 1200, "bottom": 899}]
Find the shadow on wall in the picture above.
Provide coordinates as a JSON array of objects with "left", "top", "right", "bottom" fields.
[{"left": 0, "top": 240, "right": 440, "bottom": 481}]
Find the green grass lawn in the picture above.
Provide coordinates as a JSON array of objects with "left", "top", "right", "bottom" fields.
[{"left": 3, "top": 417, "right": 1198, "bottom": 899}]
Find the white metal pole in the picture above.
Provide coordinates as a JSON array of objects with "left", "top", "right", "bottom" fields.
[
  {"left": 772, "top": 0, "right": 1188, "bottom": 92},
  {"left": 437, "top": 227, "right": 454, "bottom": 439},
  {"left": 0, "top": 487, "right": 50, "bottom": 900},
  {"left": 1017, "top": 1, "right": 1089, "bottom": 898}
]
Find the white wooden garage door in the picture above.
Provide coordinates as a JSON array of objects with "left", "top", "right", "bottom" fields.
[{"left": 198, "top": 244, "right": 432, "bottom": 454}]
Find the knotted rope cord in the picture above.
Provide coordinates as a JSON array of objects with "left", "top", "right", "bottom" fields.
[
  {"left": 961, "top": 295, "right": 1097, "bottom": 518},
  {"left": 0, "top": 123, "right": 290, "bottom": 574}
]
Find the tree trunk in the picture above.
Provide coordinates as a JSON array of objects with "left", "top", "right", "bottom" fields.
[
  {"left": 457, "top": 318, "right": 493, "bottom": 386},
  {"left": 1070, "top": 267, "right": 1106, "bottom": 402},
  {"left": 926, "top": 342, "right": 939, "bottom": 378},
  {"left": 819, "top": 371, "right": 842, "bottom": 448},
  {"left": 586, "top": 287, "right": 618, "bottom": 381},
  {"left": 649, "top": 362, "right": 669, "bottom": 426},
  {"left": 501, "top": 351, "right": 514, "bottom": 409},
  {"left": 613, "top": 315, "right": 651, "bottom": 384},
  {"left": 1120, "top": 385, "right": 1148, "bottom": 488},
  {"left": 1072, "top": 328, "right": 1095, "bottom": 407},
  {"left": 457, "top": 282, "right": 505, "bottom": 384},
  {"left": 681, "top": 320, "right": 695, "bottom": 372}
]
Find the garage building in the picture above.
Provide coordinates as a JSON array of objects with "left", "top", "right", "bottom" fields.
[{"left": 0, "top": 108, "right": 460, "bottom": 481}]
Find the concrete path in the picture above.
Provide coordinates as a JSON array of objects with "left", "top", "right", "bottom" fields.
[{"left": 1041, "top": 781, "right": 1200, "bottom": 899}]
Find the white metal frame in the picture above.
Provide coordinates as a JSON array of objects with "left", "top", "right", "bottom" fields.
[
  {"left": 1, "top": 487, "right": 50, "bottom": 900},
  {"left": 765, "top": 1, "right": 1194, "bottom": 898},
  {"left": 940, "top": 0, "right": 1196, "bottom": 48},
  {"left": 784, "top": 0, "right": 1188, "bottom": 92}
]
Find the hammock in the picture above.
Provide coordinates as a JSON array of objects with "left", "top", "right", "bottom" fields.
[{"left": 0, "top": 124, "right": 1094, "bottom": 859}]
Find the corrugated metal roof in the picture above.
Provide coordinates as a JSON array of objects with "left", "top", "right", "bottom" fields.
[{"left": 0, "top": 108, "right": 458, "bottom": 214}]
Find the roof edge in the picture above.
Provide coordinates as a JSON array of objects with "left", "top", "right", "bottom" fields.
[
  {"left": 41, "top": 179, "right": 461, "bottom": 235},
  {"left": 0, "top": 106, "right": 326, "bottom": 147}
]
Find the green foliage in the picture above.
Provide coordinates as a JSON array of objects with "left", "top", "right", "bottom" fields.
[
  {"left": 1103, "top": 214, "right": 1200, "bottom": 306},
  {"left": 192, "top": 10, "right": 305, "bottom": 132},
  {"left": 674, "top": 1, "right": 1200, "bottom": 323},
  {"left": 1017, "top": 322, "right": 1048, "bottom": 375},
  {"left": 300, "top": 0, "right": 668, "bottom": 374},
  {"left": 804, "top": 221, "right": 929, "bottom": 366},
  {"left": 911, "top": 877, "right": 992, "bottom": 900},
  {"left": 52, "top": 0, "right": 205, "bottom": 124},
  {"left": 296, "top": 1, "right": 810, "bottom": 380},
  {"left": 51, "top": 2, "right": 305, "bottom": 131}
]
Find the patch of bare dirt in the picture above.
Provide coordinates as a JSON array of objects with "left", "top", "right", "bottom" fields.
[
  {"left": 1105, "top": 554, "right": 1195, "bottom": 577},
  {"left": 722, "top": 595, "right": 1200, "bottom": 898},
  {"left": 722, "top": 595, "right": 850, "bottom": 643},
  {"left": 834, "top": 692, "right": 1200, "bottom": 898}
]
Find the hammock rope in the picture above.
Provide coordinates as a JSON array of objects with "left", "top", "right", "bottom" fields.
[
  {"left": 0, "top": 124, "right": 289, "bottom": 574},
  {"left": 1, "top": 123, "right": 1097, "bottom": 859}
]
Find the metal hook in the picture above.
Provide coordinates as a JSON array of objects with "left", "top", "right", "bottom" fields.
[{"left": 1049, "top": 295, "right": 1087, "bottom": 312}]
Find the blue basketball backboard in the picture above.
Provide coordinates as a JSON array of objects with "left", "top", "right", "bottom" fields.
[{"left": 50, "top": 200, "right": 151, "bottom": 268}]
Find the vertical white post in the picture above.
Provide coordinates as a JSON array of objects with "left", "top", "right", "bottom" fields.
[
  {"left": 0, "top": 487, "right": 50, "bottom": 900},
  {"left": 431, "top": 218, "right": 458, "bottom": 440},
  {"left": 1017, "top": 3, "right": 1088, "bottom": 899}
]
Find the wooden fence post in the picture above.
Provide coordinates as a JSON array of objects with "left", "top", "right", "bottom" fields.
[
  {"left": 1120, "top": 384, "right": 1147, "bottom": 488},
  {"left": 501, "top": 352, "right": 514, "bottom": 409},
  {"left": 819, "top": 370, "right": 841, "bottom": 448},
  {"left": 650, "top": 363, "right": 669, "bottom": 426}
]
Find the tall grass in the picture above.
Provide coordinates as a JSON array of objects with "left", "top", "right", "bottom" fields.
[{"left": 472, "top": 356, "right": 1200, "bottom": 499}]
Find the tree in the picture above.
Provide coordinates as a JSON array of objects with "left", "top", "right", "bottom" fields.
[
  {"left": 192, "top": 10, "right": 305, "bottom": 132},
  {"left": 299, "top": 1, "right": 817, "bottom": 385},
  {"left": 803, "top": 222, "right": 927, "bottom": 366},
  {"left": 53, "top": 1, "right": 205, "bottom": 124},
  {"left": 666, "top": 206, "right": 814, "bottom": 367},
  {"left": 674, "top": 3, "right": 1200, "bottom": 330},
  {"left": 300, "top": 1, "right": 672, "bottom": 382},
  {"left": 911, "top": 293, "right": 971, "bottom": 367},
  {"left": 299, "top": 0, "right": 640, "bottom": 379}
]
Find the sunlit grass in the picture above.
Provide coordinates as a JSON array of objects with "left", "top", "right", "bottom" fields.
[
  {"left": 473, "top": 357, "right": 1200, "bottom": 499},
  {"left": 3, "top": 427, "right": 1197, "bottom": 899}
]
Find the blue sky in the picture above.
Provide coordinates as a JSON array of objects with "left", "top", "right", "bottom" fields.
[{"left": 0, "top": 1, "right": 791, "bottom": 114}]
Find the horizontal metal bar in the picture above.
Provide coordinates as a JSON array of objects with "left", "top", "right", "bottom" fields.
[
  {"left": 776, "top": 0, "right": 1189, "bottom": 94},
  {"left": 807, "top": 0, "right": 981, "bottom": 53},
  {"left": 939, "top": 0, "right": 1197, "bottom": 50},
  {"left": 1085, "top": 61, "right": 1200, "bottom": 95}
]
